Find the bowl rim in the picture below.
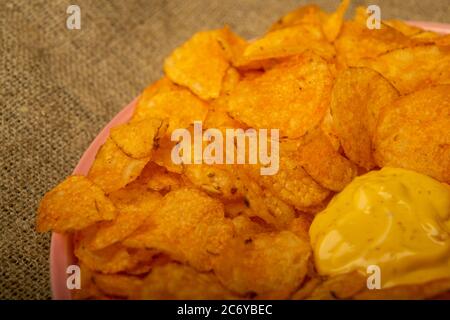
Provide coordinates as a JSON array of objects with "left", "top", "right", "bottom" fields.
[{"left": 50, "top": 21, "right": 450, "bottom": 300}]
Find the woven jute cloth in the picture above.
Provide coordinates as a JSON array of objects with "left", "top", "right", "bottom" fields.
[{"left": 0, "top": 0, "right": 448, "bottom": 300}]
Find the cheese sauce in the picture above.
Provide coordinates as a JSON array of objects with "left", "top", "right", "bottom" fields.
[{"left": 310, "top": 167, "right": 450, "bottom": 288}]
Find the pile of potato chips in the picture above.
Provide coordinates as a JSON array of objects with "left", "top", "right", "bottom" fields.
[{"left": 37, "top": 1, "right": 450, "bottom": 299}]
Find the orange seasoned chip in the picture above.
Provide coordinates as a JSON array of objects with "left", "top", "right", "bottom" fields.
[
  {"left": 140, "top": 263, "right": 235, "bottom": 299},
  {"left": 87, "top": 138, "right": 149, "bottom": 194},
  {"left": 151, "top": 136, "right": 184, "bottom": 174},
  {"left": 214, "top": 231, "right": 311, "bottom": 299},
  {"left": 131, "top": 83, "right": 209, "bottom": 134},
  {"left": 383, "top": 20, "right": 422, "bottom": 37},
  {"left": 269, "top": 4, "right": 326, "bottom": 31},
  {"left": 110, "top": 118, "right": 167, "bottom": 159},
  {"left": 93, "top": 274, "right": 143, "bottom": 299},
  {"left": 137, "top": 161, "right": 183, "bottom": 193},
  {"left": 355, "top": 45, "right": 450, "bottom": 94},
  {"left": 164, "top": 28, "right": 232, "bottom": 100},
  {"left": 374, "top": 85, "right": 450, "bottom": 183},
  {"left": 37, "top": 176, "right": 116, "bottom": 233},
  {"left": 307, "top": 271, "right": 367, "bottom": 299},
  {"left": 330, "top": 67, "right": 399, "bottom": 170},
  {"left": 88, "top": 184, "right": 162, "bottom": 250},
  {"left": 231, "top": 214, "right": 272, "bottom": 236},
  {"left": 243, "top": 24, "right": 335, "bottom": 62},
  {"left": 297, "top": 129, "right": 357, "bottom": 191},
  {"left": 321, "top": 0, "right": 350, "bottom": 42},
  {"left": 227, "top": 53, "right": 333, "bottom": 138},
  {"left": 335, "top": 21, "right": 413, "bottom": 66},
  {"left": 123, "top": 188, "right": 233, "bottom": 271}
]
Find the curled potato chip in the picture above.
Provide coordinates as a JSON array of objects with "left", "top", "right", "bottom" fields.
[
  {"left": 110, "top": 118, "right": 167, "bottom": 159},
  {"left": 88, "top": 138, "right": 149, "bottom": 194},
  {"left": 131, "top": 83, "right": 209, "bottom": 134},
  {"left": 321, "top": 0, "right": 350, "bottom": 42},
  {"left": 227, "top": 53, "right": 333, "bottom": 138},
  {"left": 335, "top": 21, "right": 413, "bottom": 66},
  {"left": 123, "top": 188, "right": 233, "bottom": 271},
  {"left": 355, "top": 45, "right": 450, "bottom": 94},
  {"left": 297, "top": 128, "right": 357, "bottom": 191},
  {"left": 330, "top": 67, "right": 399, "bottom": 170},
  {"left": 137, "top": 161, "right": 183, "bottom": 193},
  {"left": 93, "top": 274, "right": 143, "bottom": 299},
  {"left": 243, "top": 24, "right": 335, "bottom": 62},
  {"left": 374, "top": 85, "right": 450, "bottom": 183},
  {"left": 88, "top": 184, "right": 162, "bottom": 250},
  {"left": 214, "top": 231, "right": 311, "bottom": 299},
  {"left": 37, "top": 176, "right": 116, "bottom": 233},
  {"left": 140, "top": 263, "right": 235, "bottom": 299},
  {"left": 164, "top": 28, "right": 232, "bottom": 100}
]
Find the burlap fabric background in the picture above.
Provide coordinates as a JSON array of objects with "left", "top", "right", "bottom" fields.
[{"left": 1, "top": 0, "right": 448, "bottom": 300}]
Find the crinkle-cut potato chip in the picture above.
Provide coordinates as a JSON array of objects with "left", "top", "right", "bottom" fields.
[
  {"left": 354, "top": 278, "right": 450, "bottom": 300},
  {"left": 355, "top": 45, "right": 450, "bottom": 95},
  {"left": 227, "top": 53, "right": 333, "bottom": 139},
  {"left": 330, "top": 67, "right": 399, "bottom": 170},
  {"left": 140, "top": 263, "right": 235, "bottom": 300},
  {"left": 335, "top": 21, "right": 413, "bottom": 66},
  {"left": 243, "top": 24, "right": 335, "bottom": 62},
  {"left": 164, "top": 28, "right": 234, "bottom": 100},
  {"left": 269, "top": 4, "right": 326, "bottom": 32},
  {"left": 87, "top": 138, "right": 149, "bottom": 194},
  {"left": 74, "top": 229, "right": 156, "bottom": 274},
  {"left": 213, "top": 231, "right": 311, "bottom": 299},
  {"left": 321, "top": 0, "right": 350, "bottom": 42},
  {"left": 137, "top": 161, "right": 183, "bottom": 193},
  {"left": 297, "top": 128, "right": 357, "bottom": 191},
  {"left": 131, "top": 83, "right": 209, "bottom": 134},
  {"left": 383, "top": 20, "right": 422, "bottom": 37},
  {"left": 374, "top": 85, "right": 450, "bottom": 183},
  {"left": 110, "top": 118, "right": 167, "bottom": 159},
  {"left": 123, "top": 188, "right": 233, "bottom": 271},
  {"left": 88, "top": 184, "right": 162, "bottom": 250},
  {"left": 307, "top": 271, "right": 367, "bottom": 300},
  {"left": 37, "top": 176, "right": 116, "bottom": 233},
  {"left": 246, "top": 152, "right": 330, "bottom": 211},
  {"left": 93, "top": 274, "right": 144, "bottom": 299}
]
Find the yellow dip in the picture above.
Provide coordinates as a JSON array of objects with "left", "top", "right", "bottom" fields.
[{"left": 310, "top": 167, "right": 450, "bottom": 288}]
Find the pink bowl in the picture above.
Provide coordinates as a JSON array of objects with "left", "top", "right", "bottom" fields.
[{"left": 50, "top": 21, "right": 450, "bottom": 300}]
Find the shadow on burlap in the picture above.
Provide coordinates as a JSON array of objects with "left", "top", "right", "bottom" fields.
[{"left": 0, "top": 0, "right": 448, "bottom": 299}]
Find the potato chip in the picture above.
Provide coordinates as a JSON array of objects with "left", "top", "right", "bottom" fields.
[
  {"left": 87, "top": 138, "right": 149, "bottom": 194},
  {"left": 374, "top": 85, "right": 450, "bottom": 183},
  {"left": 289, "top": 215, "right": 314, "bottom": 242},
  {"left": 355, "top": 45, "right": 450, "bottom": 94},
  {"left": 383, "top": 20, "right": 422, "bottom": 37},
  {"left": 151, "top": 136, "right": 184, "bottom": 174},
  {"left": 137, "top": 161, "right": 183, "bottom": 193},
  {"left": 243, "top": 24, "right": 335, "bottom": 62},
  {"left": 319, "top": 107, "right": 341, "bottom": 151},
  {"left": 93, "top": 274, "right": 144, "bottom": 299},
  {"left": 307, "top": 271, "right": 367, "bottom": 299},
  {"left": 269, "top": 4, "right": 325, "bottom": 31},
  {"left": 110, "top": 118, "right": 167, "bottom": 159},
  {"left": 354, "top": 278, "right": 450, "bottom": 300},
  {"left": 75, "top": 229, "right": 156, "bottom": 274},
  {"left": 227, "top": 53, "right": 333, "bottom": 138},
  {"left": 262, "top": 190, "right": 296, "bottom": 229},
  {"left": 291, "top": 277, "right": 322, "bottom": 300},
  {"left": 131, "top": 83, "right": 209, "bottom": 134},
  {"left": 330, "top": 67, "right": 399, "bottom": 170},
  {"left": 140, "top": 263, "right": 235, "bottom": 299},
  {"left": 71, "top": 263, "right": 104, "bottom": 300},
  {"left": 335, "top": 21, "right": 413, "bottom": 66},
  {"left": 37, "top": 176, "right": 116, "bottom": 233},
  {"left": 231, "top": 214, "right": 272, "bottom": 236},
  {"left": 123, "top": 188, "right": 233, "bottom": 271},
  {"left": 164, "top": 28, "right": 232, "bottom": 100},
  {"left": 247, "top": 152, "right": 330, "bottom": 211},
  {"left": 321, "top": 0, "right": 350, "bottom": 42},
  {"left": 88, "top": 184, "right": 162, "bottom": 250},
  {"left": 214, "top": 231, "right": 311, "bottom": 299},
  {"left": 297, "top": 128, "right": 357, "bottom": 191}
]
